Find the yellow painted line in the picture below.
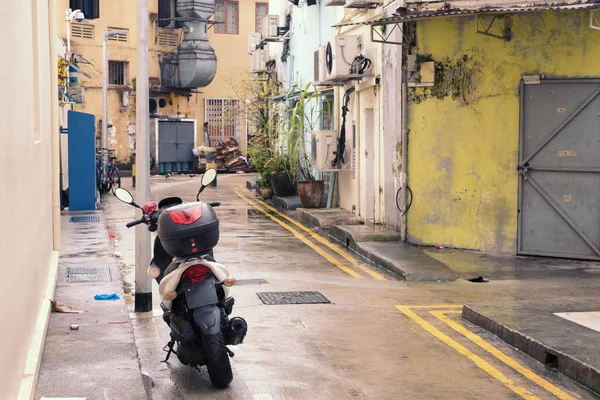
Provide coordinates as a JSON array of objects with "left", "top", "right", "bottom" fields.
[
  {"left": 431, "top": 311, "right": 576, "bottom": 400},
  {"left": 396, "top": 306, "right": 539, "bottom": 400},
  {"left": 234, "top": 189, "right": 363, "bottom": 279},
  {"left": 397, "top": 305, "right": 463, "bottom": 309},
  {"left": 249, "top": 194, "right": 387, "bottom": 281}
]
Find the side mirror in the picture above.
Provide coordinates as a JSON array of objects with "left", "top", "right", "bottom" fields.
[
  {"left": 115, "top": 188, "right": 134, "bottom": 204},
  {"left": 202, "top": 169, "right": 217, "bottom": 187},
  {"left": 197, "top": 169, "right": 217, "bottom": 201},
  {"left": 114, "top": 188, "right": 142, "bottom": 209}
]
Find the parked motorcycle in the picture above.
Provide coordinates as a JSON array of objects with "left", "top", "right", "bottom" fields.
[{"left": 114, "top": 169, "right": 247, "bottom": 389}]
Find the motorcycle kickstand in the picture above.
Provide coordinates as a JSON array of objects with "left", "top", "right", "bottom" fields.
[
  {"left": 226, "top": 347, "right": 235, "bottom": 358},
  {"left": 162, "top": 339, "right": 177, "bottom": 363}
]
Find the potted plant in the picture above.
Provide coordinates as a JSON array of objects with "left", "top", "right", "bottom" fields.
[
  {"left": 267, "top": 154, "right": 295, "bottom": 197},
  {"left": 286, "top": 83, "right": 326, "bottom": 208},
  {"left": 297, "top": 154, "right": 324, "bottom": 208}
]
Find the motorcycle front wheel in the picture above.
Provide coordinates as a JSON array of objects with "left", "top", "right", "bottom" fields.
[{"left": 201, "top": 331, "right": 233, "bottom": 388}]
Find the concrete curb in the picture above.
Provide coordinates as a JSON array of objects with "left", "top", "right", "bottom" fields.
[{"left": 462, "top": 305, "right": 600, "bottom": 394}]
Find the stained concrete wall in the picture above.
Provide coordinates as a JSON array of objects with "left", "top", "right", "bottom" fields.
[
  {"left": 0, "top": 0, "right": 57, "bottom": 397},
  {"left": 407, "top": 9, "right": 600, "bottom": 253}
]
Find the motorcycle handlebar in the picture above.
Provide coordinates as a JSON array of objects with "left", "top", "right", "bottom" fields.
[
  {"left": 208, "top": 202, "right": 221, "bottom": 207},
  {"left": 126, "top": 216, "right": 146, "bottom": 228}
]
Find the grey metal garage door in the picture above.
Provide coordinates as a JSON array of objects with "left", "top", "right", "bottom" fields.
[
  {"left": 158, "top": 121, "right": 195, "bottom": 174},
  {"left": 519, "top": 79, "right": 600, "bottom": 260}
]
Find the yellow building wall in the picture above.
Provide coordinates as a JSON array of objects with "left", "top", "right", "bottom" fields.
[
  {"left": 407, "top": 9, "right": 600, "bottom": 253},
  {"left": 0, "top": 0, "right": 57, "bottom": 398},
  {"left": 58, "top": 0, "right": 257, "bottom": 163}
]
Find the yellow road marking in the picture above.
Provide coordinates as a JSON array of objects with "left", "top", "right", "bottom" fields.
[
  {"left": 233, "top": 189, "right": 363, "bottom": 279},
  {"left": 396, "top": 306, "right": 539, "bottom": 400},
  {"left": 397, "top": 305, "right": 463, "bottom": 309},
  {"left": 249, "top": 194, "right": 387, "bottom": 281},
  {"left": 431, "top": 310, "right": 576, "bottom": 400}
]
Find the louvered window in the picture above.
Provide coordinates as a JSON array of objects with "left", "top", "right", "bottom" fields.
[
  {"left": 71, "top": 23, "right": 94, "bottom": 39},
  {"left": 107, "top": 27, "right": 128, "bottom": 42},
  {"left": 158, "top": 31, "right": 179, "bottom": 47}
]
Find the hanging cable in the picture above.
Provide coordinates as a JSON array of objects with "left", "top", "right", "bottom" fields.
[
  {"left": 350, "top": 55, "right": 372, "bottom": 75},
  {"left": 331, "top": 87, "right": 354, "bottom": 168},
  {"left": 396, "top": 185, "right": 413, "bottom": 216}
]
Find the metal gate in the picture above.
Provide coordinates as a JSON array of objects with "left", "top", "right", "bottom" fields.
[
  {"left": 518, "top": 79, "right": 600, "bottom": 260},
  {"left": 205, "top": 98, "right": 241, "bottom": 145},
  {"left": 157, "top": 120, "right": 196, "bottom": 174}
]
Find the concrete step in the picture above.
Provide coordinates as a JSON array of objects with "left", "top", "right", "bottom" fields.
[
  {"left": 272, "top": 196, "right": 302, "bottom": 211},
  {"left": 296, "top": 208, "right": 362, "bottom": 229},
  {"left": 330, "top": 225, "right": 458, "bottom": 281}
]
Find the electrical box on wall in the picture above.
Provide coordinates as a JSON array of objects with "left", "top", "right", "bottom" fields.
[{"left": 311, "top": 130, "right": 339, "bottom": 171}]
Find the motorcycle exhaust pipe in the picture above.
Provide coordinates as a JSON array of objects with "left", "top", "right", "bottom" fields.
[{"left": 225, "top": 317, "right": 247, "bottom": 346}]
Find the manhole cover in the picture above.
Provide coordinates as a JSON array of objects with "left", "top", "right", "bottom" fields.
[
  {"left": 70, "top": 215, "right": 100, "bottom": 223},
  {"left": 256, "top": 291, "right": 330, "bottom": 305},
  {"left": 66, "top": 265, "right": 111, "bottom": 283},
  {"left": 236, "top": 279, "right": 268, "bottom": 286}
]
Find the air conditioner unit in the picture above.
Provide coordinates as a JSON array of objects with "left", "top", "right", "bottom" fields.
[
  {"left": 313, "top": 46, "right": 327, "bottom": 84},
  {"left": 325, "top": 0, "right": 346, "bottom": 5},
  {"left": 248, "top": 32, "right": 262, "bottom": 54},
  {"left": 324, "top": 35, "right": 362, "bottom": 81},
  {"left": 311, "top": 130, "right": 339, "bottom": 171},
  {"left": 344, "top": 0, "right": 382, "bottom": 8},
  {"left": 251, "top": 49, "right": 269, "bottom": 73},
  {"left": 262, "top": 15, "right": 279, "bottom": 39}
]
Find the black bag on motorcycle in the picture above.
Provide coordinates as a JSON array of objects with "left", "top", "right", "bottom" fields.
[{"left": 157, "top": 202, "right": 219, "bottom": 257}]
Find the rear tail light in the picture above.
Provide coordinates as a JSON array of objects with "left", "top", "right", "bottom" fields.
[{"left": 182, "top": 265, "right": 213, "bottom": 283}]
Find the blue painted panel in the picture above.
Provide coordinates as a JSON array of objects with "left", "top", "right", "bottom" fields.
[{"left": 68, "top": 111, "right": 96, "bottom": 211}]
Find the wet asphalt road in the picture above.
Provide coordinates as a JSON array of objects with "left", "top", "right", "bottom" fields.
[{"left": 103, "top": 174, "right": 600, "bottom": 400}]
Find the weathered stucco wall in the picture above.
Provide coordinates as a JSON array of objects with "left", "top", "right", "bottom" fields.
[{"left": 407, "top": 9, "right": 600, "bottom": 253}]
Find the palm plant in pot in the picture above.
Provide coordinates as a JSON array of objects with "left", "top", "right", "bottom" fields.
[{"left": 286, "top": 83, "right": 326, "bottom": 208}]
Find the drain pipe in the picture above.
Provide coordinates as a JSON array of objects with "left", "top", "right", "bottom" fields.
[{"left": 400, "top": 23, "right": 409, "bottom": 242}]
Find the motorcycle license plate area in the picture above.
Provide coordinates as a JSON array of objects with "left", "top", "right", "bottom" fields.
[{"left": 183, "top": 279, "right": 219, "bottom": 309}]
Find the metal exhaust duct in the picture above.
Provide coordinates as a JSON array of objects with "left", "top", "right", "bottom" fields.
[{"left": 176, "top": 0, "right": 217, "bottom": 88}]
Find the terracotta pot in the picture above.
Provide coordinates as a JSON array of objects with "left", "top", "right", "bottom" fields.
[
  {"left": 298, "top": 180, "right": 325, "bottom": 208},
  {"left": 260, "top": 187, "right": 274, "bottom": 200},
  {"left": 271, "top": 173, "right": 295, "bottom": 197}
]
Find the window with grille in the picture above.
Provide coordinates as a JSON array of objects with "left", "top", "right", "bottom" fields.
[
  {"left": 107, "top": 27, "right": 128, "bottom": 42},
  {"left": 205, "top": 99, "right": 241, "bottom": 143},
  {"left": 215, "top": 1, "right": 239, "bottom": 34},
  {"left": 71, "top": 23, "right": 94, "bottom": 39},
  {"left": 158, "top": 30, "right": 179, "bottom": 47},
  {"left": 158, "top": 0, "right": 177, "bottom": 28},
  {"left": 70, "top": 0, "right": 100, "bottom": 19},
  {"left": 109, "top": 61, "right": 127, "bottom": 85},
  {"left": 255, "top": 3, "right": 268, "bottom": 33}
]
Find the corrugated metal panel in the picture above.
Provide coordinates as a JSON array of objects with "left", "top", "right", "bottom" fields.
[{"left": 334, "top": 2, "right": 600, "bottom": 26}]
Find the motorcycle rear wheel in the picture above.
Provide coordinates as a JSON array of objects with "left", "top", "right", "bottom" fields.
[{"left": 201, "top": 331, "right": 232, "bottom": 388}]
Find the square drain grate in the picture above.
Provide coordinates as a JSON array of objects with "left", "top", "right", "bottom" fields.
[
  {"left": 70, "top": 215, "right": 100, "bottom": 223},
  {"left": 66, "top": 265, "right": 111, "bottom": 283},
  {"left": 257, "top": 291, "right": 330, "bottom": 305},
  {"left": 236, "top": 279, "right": 268, "bottom": 286}
]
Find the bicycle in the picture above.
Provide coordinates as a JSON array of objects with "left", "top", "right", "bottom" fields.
[{"left": 96, "top": 148, "right": 121, "bottom": 194}]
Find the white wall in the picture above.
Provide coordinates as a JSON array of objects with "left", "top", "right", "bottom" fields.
[{"left": 0, "top": 1, "right": 58, "bottom": 398}]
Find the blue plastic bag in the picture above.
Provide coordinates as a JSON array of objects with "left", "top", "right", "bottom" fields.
[{"left": 94, "top": 293, "right": 120, "bottom": 301}]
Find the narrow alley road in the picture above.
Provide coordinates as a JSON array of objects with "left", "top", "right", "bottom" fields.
[{"left": 103, "top": 174, "right": 600, "bottom": 400}]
